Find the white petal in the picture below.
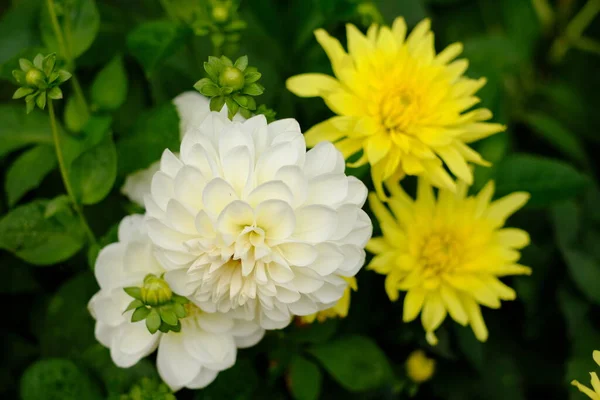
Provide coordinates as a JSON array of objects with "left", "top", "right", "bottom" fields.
[
  {"left": 222, "top": 146, "right": 252, "bottom": 195},
  {"left": 293, "top": 205, "right": 337, "bottom": 242},
  {"left": 158, "top": 332, "right": 202, "bottom": 391},
  {"left": 267, "top": 262, "right": 295, "bottom": 283},
  {"left": 203, "top": 178, "right": 239, "bottom": 217},
  {"left": 255, "top": 143, "right": 300, "bottom": 184},
  {"left": 306, "top": 173, "right": 349, "bottom": 206},
  {"left": 197, "top": 312, "right": 235, "bottom": 333},
  {"left": 111, "top": 322, "right": 159, "bottom": 368},
  {"left": 339, "top": 209, "right": 372, "bottom": 247},
  {"left": 94, "top": 242, "right": 125, "bottom": 290},
  {"left": 304, "top": 141, "right": 344, "bottom": 178},
  {"left": 234, "top": 327, "right": 265, "bottom": 348},
  {"left": 255, "top": 200, "right": 296, "bottom": 240},
  {"left": 151, "top": 171, "right": 175, "bottom": 210},
  {"left": 173, "top": 166, "right": 207, "bottom": 211},
  {"left": 173, "top": 91, "right": 211, "bottom": 137},
  {"left": 186, "top": 368, "right": 219, "bottom": 389},
  {"left": 121, "top": 162, "right": 160, "bottom": 207},
  {"left": 164, "top": 268, "right": 196, "bottom": 296},
  {"left": 308, "top": 243, "right": 344, "bottom": 276},
  {"left": 160, "top": 149, "right": 183, "bottom": 178},
  {"left": 118, "top": 214, "right": 146, "bottom": 242},
  {"left": 287, "top": 296, "right": 319, "bottom": 316},
  {"left": 344, "top": 176, "right": 368, "bottom": 206},
  {"left": 217, "top": 200, "right": 254, "bottom": 237},
  {"left": 291, "top": 268, "right": 325, "bottom": 293},
  {"left": 277, "top": 242, "right": 318, "bottom": 267},
  {"left": 275, "top": 165, "right": 308, "bottom": 207},
  {"left": 182, "top": 327, "right": 236, "bottom": 369},
  {"left": 246, "top": 181, "right": 294, "bottom": 208}
]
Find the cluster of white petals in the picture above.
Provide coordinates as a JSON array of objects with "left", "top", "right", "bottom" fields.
[
  {"left": 144, "top": 107, "right": 372, "bottom": 329},
  {"left": 88, "top": 215, "right": 264, "bottom": 391}
]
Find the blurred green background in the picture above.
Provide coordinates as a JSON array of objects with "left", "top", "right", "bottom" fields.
[{"left": 1, "top": 0, "right": 600, "bottom": 399}]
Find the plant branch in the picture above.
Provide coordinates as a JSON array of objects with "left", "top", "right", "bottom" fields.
[{"left": 48, "top": 100, "right": 97, "bottom": 245}]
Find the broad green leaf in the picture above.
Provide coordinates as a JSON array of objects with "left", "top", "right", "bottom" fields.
[
  {"left": 5, "top": 145, "right": 57, "bottom": 207},
  {"left": 0, "top": 199, "right": 85, "bottom": 265},
  {"left": 493, "top": 154, "right": 591, "bottom": 208},
  {"left": 40, "top": 273, "right": 98, "bottom": 358},
  {"left": 117, "top": 103, "right": 180, "bottom": 175},
  {"left": 562, "top": 249, "right": 600, "bottom": 305},
  {"left": 288, "top": 356, "right": 322, "bottom": 400},
  {"left": 81, "top": 345, "right": 158, "bottom": 396},
  {"left": 308, "top": 335, "right": 393, "bottom": 392},
  {"left": 64, "top": 96, "right": 90, "bottom": 133},
  {"left": 71, "top": 134, "right": 117, "bottom": 205},
  {"left": 0, "top": 0, "right": 42, "bottom": 67},
  {"left": 126, "top": 20, "right": 190, "bottom": 77},
  {"left": 0, "top": 105, "right": 53, "bottom": 159},
  {"left": 20, "top": 358, "right": 101, "bottom": 400},
  {"left": 501, "top": 0, "right": 540, "bottom": 60},
  {"left": 91, "top": 55, "right": 128, "bottom": 110},
  {"left": 196, "top": 359, "right": 259, "bottom": 400},
  {"left": 40, "top": 0, "right": 100, "bottom": 59},
  {"left": 525, "top": 113, "right": 589, "bottom": 166},
  {"left": 551, "top": 200, "right": 581, "bottom": 249}
]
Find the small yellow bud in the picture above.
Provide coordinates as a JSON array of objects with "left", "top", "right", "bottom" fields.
[
  {"left": 219, "top": 66, "right": 245, "bottom": 90},
  {"left": 212, "top": 5, "right": 229, "bottom": 23},
  {"left": 25, "top": 68, "right": 45, "bottom": 88},
  {"left": 406, "top": 350, "right": 435, "bottom": 383},
  {"left": 141, "top": 274, "right": 172, "bottom": 306}
]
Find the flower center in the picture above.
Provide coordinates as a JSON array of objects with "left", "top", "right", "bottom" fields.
[
  {"left": 418, "top": 231, "right": 462, "bottom": 275},
  {"left": 378, "top": 87, "right": 421, "bottom": 134},
  {"left": 233, "top": 225, "right": 271, "bottom": 261}
]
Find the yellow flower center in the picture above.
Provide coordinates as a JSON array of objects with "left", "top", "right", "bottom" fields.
[
  {"left": 377, "top": 85, "right": 423, "bottom": 135},
  {"left": 418, "top": 231, "right": 462, "bottom": 276}
]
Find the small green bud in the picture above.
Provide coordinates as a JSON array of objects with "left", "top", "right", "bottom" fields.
[
  {"left": 219, "top": 66, "right": 245, "bottom": 90},
  {"left": 141, "top": 274, "right": 172, "bottom": 306},
  {"left": 212, "top": 5, "right": 229, "bottom": 23},
  {"left": 25, "top": 68, "right": 45, "bottom": 88}
]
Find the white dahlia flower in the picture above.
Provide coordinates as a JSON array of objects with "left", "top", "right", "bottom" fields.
[
  {"left": 88, "top": 214, "right": 264, "bottom": 391},
  {"left": 144, "top": 111, "right": 372, "bottom": 329},
  {"left": 122, "top": 92, "right": 244, "bottom": 207}
]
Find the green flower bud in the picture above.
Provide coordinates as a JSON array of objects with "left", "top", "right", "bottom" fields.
[
  {"left": 141, "top": 274, "right": 172, "bottom": 306},
  {"left": 212, "top": 5, "right": 229, "bottom": 23},
  {"left": 219, "top": 66, "right": 245, "bottom": 90},
  {"left": 25, "top": 68, "right": 46, "bottom": 88}
]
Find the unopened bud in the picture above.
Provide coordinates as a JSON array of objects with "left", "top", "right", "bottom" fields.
[
  {"left": 219, "top": 66, "right": 245, "bottom": 90},
  {"left": 212, "top": 5, "right": 229, "bottom": 23},
  {"left": 25, "top": 68, "right": 45, "bottom": 88},
  {"left": 141, "top": 274, "right": 172, "bottom": 306}
]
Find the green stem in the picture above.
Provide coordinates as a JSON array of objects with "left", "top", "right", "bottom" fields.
[
  {"left": 45, "top": 0, "right": 71, "bottom": 63},
  {"left": 46, "top": 0, "right": 89, "bottom": 112},
  {"left": 48, "top": 100, "right": 97, "bottom": 245},
  {"left": 550, "top": 0, "right": 600, "bottom": 62}
]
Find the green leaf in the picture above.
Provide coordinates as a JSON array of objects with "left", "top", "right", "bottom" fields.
[
  {"left": 124, "top": 287, "right": 143, "bottom": 300},
  {"left": 234, "top": 55, "right": 248, "bottom": 71},
  {"left": 159, "top": 307, "right": 178, "bottom": 326},
  {"left": 20, "top": 358, "right": 101, "bottom": 400},
  {"left": 146, "top": 309, "right": 161, "bottom": 334},
  {"left": 288, "top": 356, "right": 322, "bottom": 400},
  {"left": 117, "top": 103, "right": 180, "bottom": 175},
  {"left": 173, "top": 303, "right": 186, "bottom": 318},
  {"left": 0, "top": 105, "right": 53, "bottom": 159},
  {"left": 131, "top": 306, "right": 150, "bottom": 322},
  {"left": 5, "top": 145, "right": 57, "bottom": 207},
  {"left": 40, "top": 0, "right": 100, "bottom": 59},
  {"left": 125, "top": 300, "right": 144, "bottom": 312},
  {"left": 308, "top": 335, "right": 393, "bottom": 392},
  {"left": 563, "top": 249, "right": 600, "bottom": 305},
  {"left": 493, "top": 154, "right": 591, "bottom": 208},
  {"left": 44, "top": 195, "right": 71, "bottom": 218},
  {"left": 64, "top": 96, "right": 90, "bottom": 133},
  {"left": 71, "top": 133, "right": 117, "bottom": 205},
  {"left": 194, "top": 78, "right": 220, "bottom": 97},
  {"left": 243, "top": 82, "right": 264, "bottom": 96},
  {"left": 0, "top": 0, "right": 43, "bottom": 68},
  {"left": 126, "top": 20, "right": 189, "bottom": 77},
  {"left": 40, "top": 272, "right": 98, "bottom": 358},
  {"left": 210, "top": 95, "right": 226, "bottom": 112},
  {"left": 0, "top": 199, "right": 85, "bottom": 265},
  {"left": 90, "top": 55, "right": 128, "bottom": 110},
  {"left": 524, "top": 113, "right": 589, "bottom": 166}
]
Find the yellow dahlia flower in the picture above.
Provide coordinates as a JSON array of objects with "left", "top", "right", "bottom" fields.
[
  {"left": 286, "top": 18, "right": 504, "bottom": 195},
  {"left": 366, "top": 178, "right": 531, "bottom": 344},
  {"left": 406, "top": 350, "right": 435, "bottom": 383},
  {"left": 300, "top": 277, "right": 357, "bottom": 324},
  {"left": 572, "top": 351, "right": 600, "bottom": 399}
]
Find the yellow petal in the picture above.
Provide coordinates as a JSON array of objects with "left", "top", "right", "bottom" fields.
[
  {"left": 496, "top": 228, "right": 530, "bottom": 248},
  {"left": 460, "top": 122, "right": 506, "bottom": 143},
  {"left": 490, "top": 263, "right": 532, "bottom": 277},
  {"left": 346, "top": 23, "right": 374, "bottom": 69},
  {"left": 571, "top": 380, "right": 600, "bottom": 400},
  {"left": 437, "top": 145, "right": 473, "bottom": 184},
  {"left": 416, "top": 177, "right": 436, "bottom": 210},
  {"left": 421, "top": 292, "right": 447, "bottom": 332},
  {"left": 435, "top": 42, "right": 463, "bottom": 65},
  {"left": 385, "top": 272, "right": 403, "bottom": 301},
  {"left": 486, "top": 192, "right": 530, "bottom": 224},
  {"left": 303, "top": 117, "right": 351, "bottom": 146},
  {"left": 406, "top": 18, "right": 431, "bottom": 52},
  {"left": 368, "top": 192, "right": 397, "bottom": 227},
  {"left": 440, "top": 284, "right": 468, "bottom": 325},
  {"left": 391, "top": 17, "right": 407, "bottom": 43},
  {"left": 286, "top": 73, "right": 341, "bottom": 97},
  {"left": 366, "top": 237, "right": 392, "bottom": 254},
  {"left": 365, "top": 134, "right": 391, "bottom": 165},
  {"left": 445, "top": 59, "right": 469, "bottom": 83},
  {"left": 454, "top": 141, "right": 491, "bottom": 166},
  {"left": 460, "top": 294, "right": 489, "bottom": 342},
  {"left": 474, "top": 180, "right": 495, "bottom": 217},
  {"left": 594, "top": 350, "right": 600, "bottom": 367},
  {"left": 314, "top": 28, "right": 348, "bottom": 77},
  {"left": 325, "top": 90, "right": 365, "bottom": 116},
  {"left": 335, "top": 138, "right": 364, "bottom": 159},
  {"left": 480, "top": 276, "right": 516, "bottom": 301},
  {"left": 367, "top": 252, "right": 396, "bottom": 274},
  {"left": 590, "top": 372, "right": 600, "bottom": 394},
  {"left": 422, "top": 160, "right": 457, "bottom": 192},
  {"left": 376, "top": 26, "right": 398, "bottom": 55},
  {"left": 403, "top": 287, "right": 426, "bottom": 322}
]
